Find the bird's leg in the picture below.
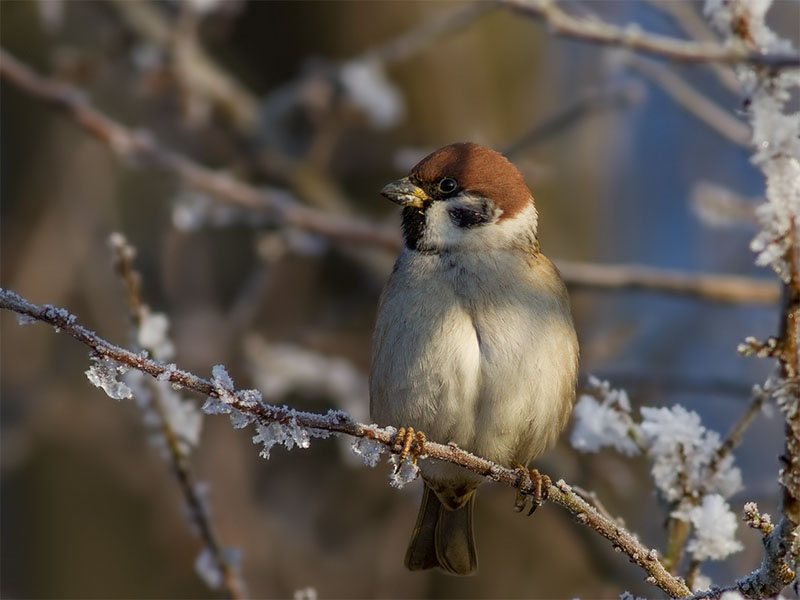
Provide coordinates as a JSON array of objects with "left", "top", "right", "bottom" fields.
[
  {"left": 392, "top": 427, "right": 427, "bottom": 466},
  {"left": 513, "top": 463, "right": 551, "bottom": 516}
]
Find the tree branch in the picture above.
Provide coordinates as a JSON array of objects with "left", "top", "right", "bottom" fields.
[
  {"left": 557, "top": 260, "right": 778, "bottom": 305},
  {"left": 0, "top": 48, "right": 781, "bottom": 308},
  {"left": 620, "top": 53, "right": 750, "bottom": 147},
  {"left": 498, "top": 0, "right": 800, "bottom": 68},
  {"left": 109, "top": 234, "right": 244, "bottom": 599},
  {"left": 0, "top": 287, "right": 692, "bottom": 598}
]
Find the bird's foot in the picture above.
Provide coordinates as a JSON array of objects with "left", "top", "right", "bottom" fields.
[
  {"left": 513, "top": 464, "right": 551, "bottom": 516},
  {"left": 392, "top": 427, "right": 427, "bottom": 466}
]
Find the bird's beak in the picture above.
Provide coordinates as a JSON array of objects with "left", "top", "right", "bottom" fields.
[{"left": 381, "top": 177, "right": 428, "bottom": 209}]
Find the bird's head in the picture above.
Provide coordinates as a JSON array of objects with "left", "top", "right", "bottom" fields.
[{"left": 381, "top": 142, "right": 538, "bottom": 254}]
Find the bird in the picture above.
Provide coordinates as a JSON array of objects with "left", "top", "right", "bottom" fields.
[{"left": 369, "top": 142, "right": 579, "bottom": 576}]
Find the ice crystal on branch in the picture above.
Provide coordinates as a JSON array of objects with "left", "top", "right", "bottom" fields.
[
  {"left": 351, "top": 434, "right": 387, "bottom": 467},
  {"left": 194, "top": 546, "right": 242, "bottom": 590},
  {"left": 673, "top": 494, "right": 743, "bottom": 561},
  {"left": 641, "top": 405, "right": 742, "bottom": 502},
  {"left": 704, "top": 0, "right": 800, "bottom": 283},
  {"left": 211, "top": 364, "right": 234, "bottom": 392},
  {"left": 85, "top": 358, "right": 133, "bottom": 400},
  {"left": 137, "top": 311, "right": 175, "bottom": 361},
  {"left": 570, "top": 377, "right": 641, "bottom": 456},
  {"left": 388, "top": 454, "right": 420, "bottom": 488},
  {"left": 252, "top": 417, "right": 311, "bottom": 460}
]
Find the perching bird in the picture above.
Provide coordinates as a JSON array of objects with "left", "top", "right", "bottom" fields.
[{"left": 369, "top": 142, "right": 579, "bottom": 575}]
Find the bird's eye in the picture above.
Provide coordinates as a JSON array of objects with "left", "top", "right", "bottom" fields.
[{"left": 437, "top": 177, "right": 458, "bottom": 195}]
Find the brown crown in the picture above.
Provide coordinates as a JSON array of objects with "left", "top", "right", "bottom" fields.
[{"left": 411, "top": 142, "right": 533, "bottom": 221}]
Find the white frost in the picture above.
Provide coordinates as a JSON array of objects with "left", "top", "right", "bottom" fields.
[
  {"left": 194, "top": 545, "right": 242, "bottom": 590},
  {"left": 137, "top": 311, "right": 175, "bottom": 360},
  {"left": 85, "top": 359, "right": 133, "bottom": 400},
  {"left": 640, "top": 405, "right": 742, "bottom": 502},
  {"left": 388, "top": 455, "right": 420, "bottom": 488},
  {"left": 351, "top": 435, "right": 386, "bottom": 467},
  {"left": 211, "top": 364, "right": 234, "bottom": 391},
  {"left": 340, "top": 59, "right": 405, "bottom": 129},
  {"left": 673, "top": 494, "right": 743, "bottom": 561},
  {"left": 570, "top": 377, "right": 641, "bottom": 456},
  {"left": 252, "top": 418, "right": 311, "bottom": 459}
]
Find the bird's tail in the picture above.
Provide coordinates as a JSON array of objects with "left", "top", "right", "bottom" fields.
[{"left": 404, "top": 482, "right": 477, "bottom": 575}]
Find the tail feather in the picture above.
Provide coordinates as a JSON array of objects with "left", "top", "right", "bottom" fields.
[{"left": 405, "top": 483, "right": 477, "bottom": 576}]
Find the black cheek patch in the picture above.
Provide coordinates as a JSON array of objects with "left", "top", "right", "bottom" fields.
[
  {"left": 401, "top": 206, "right": 427, "bottom": 250},
  {"left": 447, "top": 201, "right": 494, "bottom": 229}
]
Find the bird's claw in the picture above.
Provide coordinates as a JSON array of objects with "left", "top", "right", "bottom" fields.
[
  {"left": 392, "top": 426, "right": 427, "bottom": 466},
  {"left": 513, "top": 464, "right": 551, "bottom": 516}
]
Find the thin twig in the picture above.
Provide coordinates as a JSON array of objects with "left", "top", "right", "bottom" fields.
[
  {"left": 0, "top": 287, "right": 692, "bottom": 599},
  {"left": 109, "top": 234, "right": 245, "bottom": 600},
  {"left": 621, "top": 53, "right": 750, "bottom": 147},
  {"left": 503, "top": 82, "right": 645, "bottom": 157},
  {"left": 643, "top": 0, "right": 741, "bottom": 93},
  {"left": 0, "top": 49, "right": 781, "bottom": 306},
  {"left": 498, "top": 0, "right": 800, "bottom": 68},
  {"left": 557, "top": 260, "right": 779, "bottom": 305},
  {"left": 0, "top": 47, "right": 399, "bottom": 252},
  {"left": 108, "top": 0, "right": 259, "bottom": 132}
]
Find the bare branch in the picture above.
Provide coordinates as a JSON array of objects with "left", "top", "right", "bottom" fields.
[
  {"left": 0, "top": 287, "right": 692, "bottom": 599},
  {"left": 558, "top": 260, "right": 779, "bottom": 305},
  {"left": 621, "top": 53, "right": 750, "bottom": 147},
  {"left": 0, "top": 47, "right": 399, "bottom": 252},
  {"left": 643, "top": 0, "right": 741, "bottom": 93},
  {"left": 109, "top": 234, "right": 245, "bottom": 599},
  {"left": 498, "top": 0, "right": 800, "bottom": 68},
  {"left": 0, "top": 49, "right": 781, "bottom": 307}
]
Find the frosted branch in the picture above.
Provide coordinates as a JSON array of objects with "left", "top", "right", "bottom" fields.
[
  {"left": 499, "top": 0, "right": 800, "bottom": 68},
  {"left": 0, "top": 287, "right": 691, "bottom": 598}
]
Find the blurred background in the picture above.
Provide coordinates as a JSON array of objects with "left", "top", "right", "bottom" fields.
[{"left": 1, "top": 1, "right": 798, "bottom": 598}]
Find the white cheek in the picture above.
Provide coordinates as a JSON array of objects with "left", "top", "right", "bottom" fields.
[
  {"left": 419, "top": 198, "right": 538, "bottom": 252},
  {"left": 419, "top": 201, "right": 469, "bottom": 250}
]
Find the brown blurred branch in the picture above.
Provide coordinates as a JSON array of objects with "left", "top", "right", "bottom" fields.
[
  {"left": 109, "top": 234, "right": 245, "bottom": 600},
  {"left": 558, "top": 261, "right": 779, "bottom": 305},
  {"left": 0, "top": 48, "right": 781, "bottom": 307},
  {"left": 0, "top": 47, "right": 399, "bottom": 252},
  {"left": 108, "top": 0, "right": 259, "bottom": 131},
  {"left": 499, "top": 0, "right": 800, "bottom": 68},
  {"left": 0, "top": 287, "right": 692, "bottom": 599}
]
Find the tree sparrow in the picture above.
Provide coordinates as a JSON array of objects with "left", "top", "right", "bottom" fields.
[{"left": 370, "top": 142, "right": 579, "bottom": 575}]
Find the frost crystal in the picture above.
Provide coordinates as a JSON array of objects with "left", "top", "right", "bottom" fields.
[
  {"left": 137, "top": 311, "right": 175, "bottom": 360},
  {"left": 340, "top": 59, "right": 405, "bottom": 129},
  {"left": 673, "top": 494, "right": 743, "bottom": 561},
  {"left": 85, "top": 359, "right": 133, "bottom": 400},
  {"left": 211, "top": 364, "right": 234, "bottom": 391},
  {"left": 704, "top": 0, "right": 800, "bottom": 282},
  {"left": 124, "top": 370, "right": 203, "bottom": 454},
  {"left": 16, "top": 313, "right": 37, "bottom": 326},
  {"left": 194, "top": 545, "right": 242, "bottom": 590},
  {"left": 640, "top": 405, "right": 742, "bottom": 502},
  {"left": 252, "top": 418, "right": 311, "bottom": 459},
  {"left": 692, "top": 573, "right": 712, "bottom": 592},
  {"left": 388, "top": 455, "right": 420, "bottom": 488},
  {"left": 294, "top": 588, "right": 318, "bottom": 600},
  {"left": 571, "top": 377, "right": 641, "bottom": 456},
  {"left": 351, "top": 435, "right": 386, "bottom": 467},
  {"left": 202, "top": 396, "right": 233, "bottom": 415}
]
